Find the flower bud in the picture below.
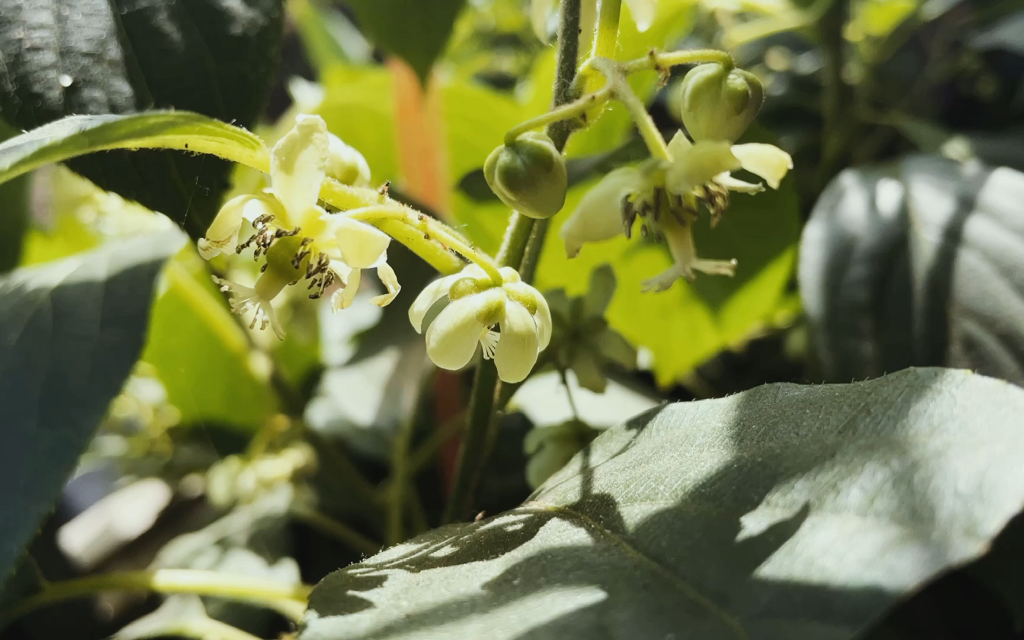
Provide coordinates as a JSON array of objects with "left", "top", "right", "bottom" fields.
[
  {"left": 484, "top": 131, "right": 567, "bottom": 219},
  {"left": 676, "top": 63, "right": 763, "bottom": 142},
  {"left": 326, "top": 134, "right": 371, "bottom": 187}
]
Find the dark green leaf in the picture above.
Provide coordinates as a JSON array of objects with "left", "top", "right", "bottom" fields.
[
  {"left": 799, "top": 155, "right": 1024, "bottom": 385},
  {"left": 344, "top": 0, "right": 466, "bottom": 82},
  {"left": 0, "top": 0, "right": 283, "bottom": 237},
  {"left": 303, "top": 368, "right": 1024, "bottom": 640},
  {"left": 0, "top": 119, "right": 29, "bottom": 273},
  {"left": 0, "top": 231, "right": 183, "bottom": 579}
]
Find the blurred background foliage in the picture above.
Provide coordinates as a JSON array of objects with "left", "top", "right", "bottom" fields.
[{"left": 2, "top": 0, "right": 1024, "bottom": 638}]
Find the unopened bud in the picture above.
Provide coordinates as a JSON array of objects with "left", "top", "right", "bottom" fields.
[
  {"left": 326, "top": 134, "right": 371, "bottom": 187},
  {"left": 676, "top": 63, "right": 763, "bottom": 142},
  {"left": 484, "top": 131, "right": 567, "bottom": 219}
]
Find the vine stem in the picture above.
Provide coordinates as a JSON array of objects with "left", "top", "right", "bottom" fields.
[
  {"left": 443, "top": 0, "right": 585, "bottom": 525},
  {"left": 341, "top": 202, "right": 501, "bottom": 283},
  {"left": 0, "top": 570, "right": 311, "bottom": 629}
]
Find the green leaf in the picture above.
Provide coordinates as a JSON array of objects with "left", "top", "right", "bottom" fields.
[
  {"left": 0, "top": 0, "right": 283, "bottom": 238},
  {"left": 303, "top": 368, "right": 1024, "bottom": 640},
  {"left": 0, "top": 112, "right": 269, "bottom": 191},
  {"left": 0, "top": 231, "right": 184, "bottom": 579},
  {"left": 343, "top": 0, "right": 467, "bottom": 81},
  {"left": 142, "top": 248, "right": 277, "bottom": 430},
  {"left": 799, "top": 155, "right": 1024, "bottom": 385},
  {"left": 0, "top": 119, "right": 29, "bottom": 273}
]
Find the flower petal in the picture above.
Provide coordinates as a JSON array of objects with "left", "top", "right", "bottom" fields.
[
  {"left": 714, "top": 172, "right": 764, "bottom": 194},
  {"left": 425, "top": 289, "right": 504, "bottom": 371},
  {"left": 504, "top": 281, "right": 552, "bottom": 350},
  {"left": 494, "top": 300, "right": 541, "bottom": 383},
  {"left": 330, "top": 261, "right": 360, "bottom": 311},
  {"left": 665, "top": 133, "right": 741, "bottom": 195},
  {"left": 198, "top": 195, "right": 278, "bottom": 259},
  {"left": 560, "top": 166, "right": 640, "bottom": 258},
  {"left": 327, "top": 134, "right": 372, "bottom": 187},
  {"left": 625, "top": 0, "right": 657, "bottom": 32},
  {"left": 730, "top": 143, "right": 793, "bottom": 189},
  {"left": 408, "top": 264, "right": 489, "bottom": 333},
  {"left": 370, "top": 262, "right": 401, "bottom": 307},
  {"left": 270, "top": 114, "right": 329, "bottom": 223},
  {"left": 334, "top": 216, "right": 392, "bottom": 269}
]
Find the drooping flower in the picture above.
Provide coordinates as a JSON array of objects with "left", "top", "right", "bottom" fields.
[
  {"left": 560, "top": 129, "right": 792, "bottom": 290},
  {"left": 409, "top": 265, "right": 551, "bottom": 384},
  {"left": 197, "top": 114, "right": 399, "bottom": 338}
]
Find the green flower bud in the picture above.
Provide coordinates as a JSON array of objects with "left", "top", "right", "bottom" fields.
[
  {"left": 484, "top": 131, "right": 568, "bottom": 219},
  {"left": 676, "top": 63, "right": 764, "bottom": 142}
]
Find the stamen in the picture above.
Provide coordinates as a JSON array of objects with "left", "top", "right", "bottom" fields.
[{"left": 479, "top": 328, "right": 500, "bottom": 360}]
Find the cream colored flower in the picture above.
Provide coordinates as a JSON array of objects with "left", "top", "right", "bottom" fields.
[
  {"left": 664, "top": 131, "right": 793, "bottom": 195},
  {"left": 561, "top": 129, "right": 792, "bottom": 291},
  {"left": 197, "top": 114, "right": 399, "bottom": 338},
  {"left": 409, "top": 265, "right": 551, "bottom": 383}
]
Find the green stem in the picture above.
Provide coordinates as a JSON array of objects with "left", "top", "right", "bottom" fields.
[
  {"left": 504, "top": 87, "right": 612, "bottom": 144},
  {"left": 290, "top": 506, "right": 381, "bottom": 556},
  {"left": 0, "top": 570, "right": 310, "bottom": 630},
  {"left": 595, "top": 59, "right": 671, "bottom": 161},
  {"left": 387, "top": 415, "right": 416, "bottom": 546},
  {"left": 618, "top": 49, "right": 734, "bottom": 75},
  {"left": 172, "top": 617, "right": 265, "bottom": 640},
  {"left": 343, "top": 203, "right": 500, "bottom": 282},
  {"left": 592, "top": 0, "right": 622, "bottom": 60},
  {"left": 443, "top": 0, "right": 583, "bottom": 525}
]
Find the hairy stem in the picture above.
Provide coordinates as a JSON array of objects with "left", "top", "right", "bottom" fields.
[
  {"left": 343, "top": 203, "right": 500, "bottom": 282},
  {"left": 443, "top": 0, "right": 584, "bottom": 525},
  {"left": 0, "top": 570, "right": 310, "bottom": 629}
]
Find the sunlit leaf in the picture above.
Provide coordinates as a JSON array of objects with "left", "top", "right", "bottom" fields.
[
  {"left": 0, "top": 113, "right": 268, "bottom": 193},
  {"left": 142, "top": 249, "right": 277, "bottom": 430},
  {"left": 304, "top": 368, "right": 1024, "bottom": 640}
]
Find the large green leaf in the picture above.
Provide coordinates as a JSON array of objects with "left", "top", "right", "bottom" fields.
[
  {"left": 0, "top": 119, "right": 29, "bottom": 273},
  {"left": 0, "top": 112, "right": 269, "bottom": 189},
  {"left": 0, "top": 0, "right": 282, "bottom": 237},
  {"left": 799, "top": 155, "right": 1024, "bottom": 385},
  {"left": 343, "top": 0, "right": 467, "bottom": 81},
  {"left": 142, "top": 248, "right": 277, "bottom": 430},
  {"left": 303, "top": 368, "right": 1024, "bottom": 639},
  {"left": 0, "top": 231, "right": 184, "bottom": 579}
]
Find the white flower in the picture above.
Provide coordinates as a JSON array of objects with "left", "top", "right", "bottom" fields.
[
  {"left": 560, "top": 129, "right": 792, "bottom": 291},
  {"left": 409, "top": 265, "right": 552, "bottom": 384},
  {"left": 212, "top": 276, "right": 286, "bottom": 340},
  {"left": 664, "top": 131, "right": 793, "bottom": 195},
  {"left": 560, "top": 166, "right": 642, "bottom": 259},
  {"left": 196, "top": 114, "right": 399, "bottom": 338}
]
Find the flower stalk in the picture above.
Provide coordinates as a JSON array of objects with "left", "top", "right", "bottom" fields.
[
  {"left": 0, "top": 569, "right": 311, "bottom": 630},
  {"left": 443, "top": 0, "right": 585, "bottom": 525}
]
